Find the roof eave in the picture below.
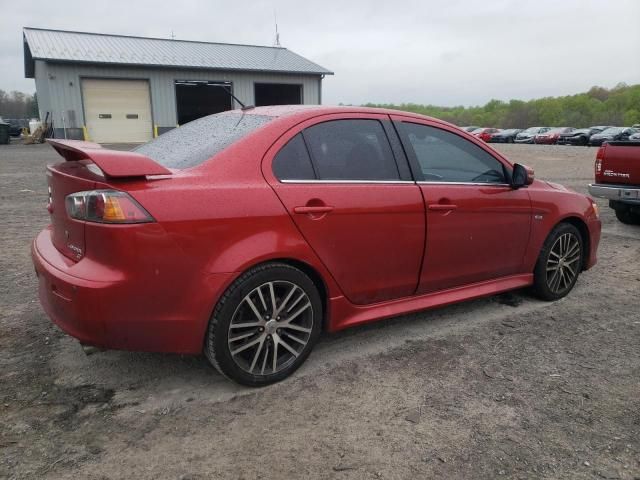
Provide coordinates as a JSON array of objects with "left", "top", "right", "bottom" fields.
[{"left": 31, "top": 57, "right": 333, "bottom": 76}]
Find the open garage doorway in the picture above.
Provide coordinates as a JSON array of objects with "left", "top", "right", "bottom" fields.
[
  {"left": 254, "top": 83, "right": 302, "bottom": 106},
  {"left": 175, "top": 81, "right": 233, "bottom": 125}
]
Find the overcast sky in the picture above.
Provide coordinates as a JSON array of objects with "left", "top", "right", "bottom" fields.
[{"left": 1, "top": 0, "right": 639, "bottom": 106}]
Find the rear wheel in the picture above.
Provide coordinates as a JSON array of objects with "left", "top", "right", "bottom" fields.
[
  {"left": 532, "top": 223, "right": 584, "bottom": 301},
  {"left": 205, "top": 263, "right": 322, "bottom": 386},
  {"left": 615, "top": 208, "right": 640, "bottom": 225}
]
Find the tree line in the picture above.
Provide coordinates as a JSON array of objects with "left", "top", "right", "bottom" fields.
[
  {"left": 364, "top": 83, "right": 640, "bottom": 128},
  {"left": 0, "top": 90, "right": 38, "bottom": 119}
]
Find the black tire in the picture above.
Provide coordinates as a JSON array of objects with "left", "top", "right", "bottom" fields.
[
  {"left": 532, "top": 223, "right": 584, "bottom": 301},
  {"left": 615, "top": 208, "right": 640, "bottom": 225},
  {"left": 205, "top": 262, "right": 322, "bottom": 387}
]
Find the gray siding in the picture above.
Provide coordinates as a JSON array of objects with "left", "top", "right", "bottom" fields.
[{"left": 34, "top": 61, "right": 323, "bottom": 132}]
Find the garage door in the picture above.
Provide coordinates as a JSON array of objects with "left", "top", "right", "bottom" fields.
[{"left": 82, "top": 79, "right": 153, "bottom": 143}]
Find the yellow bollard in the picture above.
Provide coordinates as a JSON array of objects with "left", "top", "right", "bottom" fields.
[
  {"left": 82, "top": 126, "right": 89, "bottom": 141},
  {"left": 154, "top": 125, "right": 158, "bottom": 138}
]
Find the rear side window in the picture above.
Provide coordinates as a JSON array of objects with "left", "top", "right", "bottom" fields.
[
  {"left": 303, "top": 120, "right": 400, "bottom": 181},
  {"left": 273, "top": 134, "right": 316, "bottom": 180},
  {"left": 135, "top": 112, "right": 273, "bottom": 169},
  {"left": 400, "top": 123, "right": 506, "bottom": 184}
]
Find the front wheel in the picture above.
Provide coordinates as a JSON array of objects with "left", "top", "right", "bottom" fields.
[
  {"left": 532, "top": 223, "right": 584, "bottom": 301},
  {"left": 205, "top": 263, "right": 322, "bottom": 386}
]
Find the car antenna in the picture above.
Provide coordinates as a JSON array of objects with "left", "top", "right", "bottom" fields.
[{"left": 224, "top": 87, "right": 254, "bottom": 111}]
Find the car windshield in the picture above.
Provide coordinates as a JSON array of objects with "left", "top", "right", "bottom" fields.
[
  {"left": 600, "top": 127, "right": 623, "bottom": 135},
  {"left": 135, "top": 112, "right": 273, "bottom": 169},
  {"left": 502, "top": 129, "right": 518, "bottom": 134},
  {"left": 523, "top": 127, "right": 540, "bottom": 133}
]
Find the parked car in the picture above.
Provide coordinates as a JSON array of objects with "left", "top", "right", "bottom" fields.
[
  {"left": 31, "top": 106, "right": 601, "bottom": 386},
  {"left": 557, "top": 126, "right": 611, "bottom": 146},
  {"left": 2, "top": 118, "right": 28, "bottom": 137},
  {"left": 534, "top": 127, "right": 575, "bottom": 145},
  {"left": 461, "top": 126, "right": 481, "bottom": 132},
  {"left": 515, "top": 127, "right": 551, "bottom": 144},
  {"left": 488, "top": 129, "right": 522, "bottom": 143},
  {"left": 589, "top": 140, "right": 640, "bottom": 224},
  {"left": 472, "top": 127, "right": 501, "bottom": 142},
  {"left": 589, "top": 127, "right": 637, "bottom": 146}
]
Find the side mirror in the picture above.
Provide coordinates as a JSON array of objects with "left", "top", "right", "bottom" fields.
[{"left": 512, "top": 163, "right": 534, "bottom": 189}]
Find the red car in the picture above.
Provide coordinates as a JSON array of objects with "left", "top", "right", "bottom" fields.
[
  {"left": 534, "top": 127, "right": 575, "bottom": 145},
  {"left": 32, "top": 106, "right": 601, "bottom": 386},
  {"left": 471, "top": 127, "right": 501, "bottom": 142}
]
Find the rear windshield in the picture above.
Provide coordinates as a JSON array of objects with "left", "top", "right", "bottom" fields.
[{"left": 135, "top": 112, "right": 273, "bottom": 169}]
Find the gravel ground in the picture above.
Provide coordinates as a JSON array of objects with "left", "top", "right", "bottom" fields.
[{"left": 0, "top": 141, "right": 639, "bottom": 480}]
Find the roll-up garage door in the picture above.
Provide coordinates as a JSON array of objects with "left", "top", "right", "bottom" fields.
[{"left": 82, "top": 79, "right": 153, "bottom": 143}]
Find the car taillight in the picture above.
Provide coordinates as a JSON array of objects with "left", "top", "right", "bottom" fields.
[
  {"left": 65, "top": 190, "right": 154, "bottom": 223},
  {"left": 595, "top": 145, "right": 605, "bottom": 176}
]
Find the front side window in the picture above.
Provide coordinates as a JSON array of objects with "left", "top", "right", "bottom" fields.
[
  {"left": 400, "top": 123, "right": 507, "bottom": 184},
  {"left": 303, "top": 120, "right": 400, "bottom": 181}
]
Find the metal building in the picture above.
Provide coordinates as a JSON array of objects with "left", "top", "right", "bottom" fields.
[{"left": 23, "top": 27, "right": 333, "bottom": 143}]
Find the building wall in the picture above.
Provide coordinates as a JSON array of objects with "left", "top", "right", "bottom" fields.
[{"left": 34, "top": 60, "right": 323, "bottom": 138}]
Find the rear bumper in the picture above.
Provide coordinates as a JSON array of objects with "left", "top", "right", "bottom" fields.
[
  {"left": 31, "top": 227, "right": 234, "bottom": 354},
  {"left": 588, "top": 184, "right": 640, "bottom": 205}
]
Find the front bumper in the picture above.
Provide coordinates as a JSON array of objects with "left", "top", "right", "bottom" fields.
[
  {"left": 588, "top": 183, "right": 640, "bottom": 205},
  {"left": 31, "top": 227, "right": 234, "bottom": 354},
  {"left": 514, "top": 137, "right": 534, "bottom": 144}
]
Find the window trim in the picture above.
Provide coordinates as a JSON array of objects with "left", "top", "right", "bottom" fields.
[
  {"left": 280, "top": 179, "right": 416, "bottom": 184},
  {"left": 416, "top": 181, "right": 511, "bottom": 187},
  {"left": 393, "top": 120, "right": 513, "bottom": 184}
]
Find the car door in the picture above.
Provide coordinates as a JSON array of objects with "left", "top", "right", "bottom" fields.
[
  {"left": 264, "top": 114, "right": 425, "bottom": 305},
  {"left": 392, "top": 117, "right": 532, "bottom": 294}
]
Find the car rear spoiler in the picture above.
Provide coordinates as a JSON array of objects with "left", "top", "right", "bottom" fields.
[{"left": 46, "top": 139, "right": 172, "bottom": 178}]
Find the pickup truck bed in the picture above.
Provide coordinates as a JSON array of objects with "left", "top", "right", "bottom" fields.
[{"left": 588, "top": 141, "right": 640, "bottom": 224}]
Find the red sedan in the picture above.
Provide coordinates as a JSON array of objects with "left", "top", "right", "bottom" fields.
[
  {"left": 534, "top": 127, "right": 575, "bottom": 145},
  {"left": 32, "top": 106, "right": 601, "bottom": 386},
  {"left": 471, "top": 127, "right": 501, "bottom": 142}
]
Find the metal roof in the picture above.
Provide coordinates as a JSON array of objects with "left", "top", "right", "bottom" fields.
[{"left": 23, "top": 27, "right": 333, "bottom": 78}]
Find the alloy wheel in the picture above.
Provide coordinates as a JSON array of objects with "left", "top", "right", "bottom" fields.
[
  {"left": 227, "top": 281, "right": 314, "bottom": 376},
  {"left": 545, "top": 233, "right": 581, "bottom": 294}
]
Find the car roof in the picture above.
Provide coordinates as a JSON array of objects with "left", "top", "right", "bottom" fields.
[{"left": 226, "top": 104, "right": 448, "bottom": 125}]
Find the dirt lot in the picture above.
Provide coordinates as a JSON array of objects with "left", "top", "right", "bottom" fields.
[{"left": 1, "top": 141, "right": 639, "bottom": 480}]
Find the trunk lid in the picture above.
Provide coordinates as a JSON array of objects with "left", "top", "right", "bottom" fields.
[
  {"left": 595, "top": 141, "right": 640, "bottom": 186},
  {"left": 45, "top": 140, "right": 171, "bottom": 261},
  {"left": 47, "top": 162, "right": 100, "bottom": 261}
]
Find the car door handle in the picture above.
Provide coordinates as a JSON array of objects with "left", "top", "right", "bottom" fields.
[
  {"left": 294, "top": 205, "right": 334, "bottom": 214},
  {"left": 428, "top": 204, "right": 458, "bottom": 211}
]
